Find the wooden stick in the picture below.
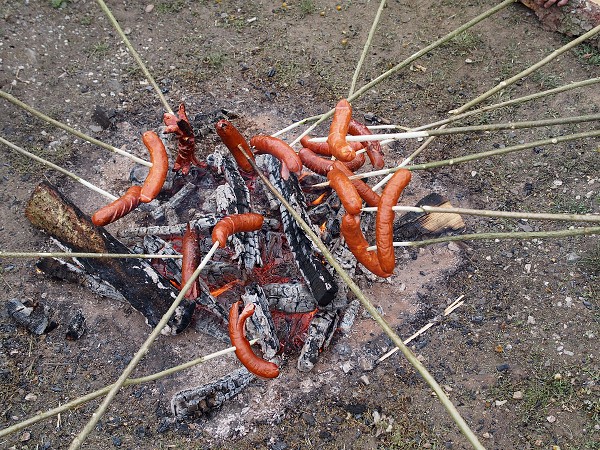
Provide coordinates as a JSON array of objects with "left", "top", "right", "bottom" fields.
[
  {"left": 348, "top": 0, "right": 387, "bottom": 97},
  {"left": 288, "top": 0, "right": 517, "bottom": 148},
  {"left": 360, "top": 205, "right": 600, "bottom": 223},
  {"left": 310, "top": 129, "right": 600, "bottom": 187},
  {"left": 377, "top": 296, "right": 465, "bottom": 363},
  {"left": 454, "top": 23, "right": 600, "bottom": 114},
  {"left": 95, "top": 0, "right": 173, "bottom": 114},
  {"left": 0, "top": 339, "right": 258, "bottom": 439},
  {"left": 0, "top": 136, "right": 118, "bottom": 201},
  {"left": 412, "top": 77, "right": 600, "bottom": 132},
  {"left": 69, "top": 242, "right": 219, "bottom": 449},
  {"left": 307, "top": 113, "right": 600, "bottom": 143},
  {"left": 238, "top": 147, "right": 485, "bottom": 450},
  {"left": 0, "top": 90, "right": 151, "bottom": 167},
  {"left": 0, "top": 251, "right": 183, "bottom": 259},
  {"left": 365, "top": 226, "right": 600, "bottom": 251}
]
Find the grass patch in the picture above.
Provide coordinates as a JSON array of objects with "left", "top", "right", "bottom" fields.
[
  {"left": 86, "top": 42, "right": 111, "bottom": 58},
  {"left": 580, "top": 242, "right": 600, "bottom": 275},
  {"left": 6, "top": 143, "right": 75, "bottom": 175},
  {"left": 299, "top": 0, "right": 316, "bottom": 16},
  {"left": 572, "top": 43, "right": 600, "bottom": 66},
  {"left": 520, "top": 374, "right": 574, "bottom": 425},
  {"left": 443, "top": 31, "right": 482, "bottom": 56},
  {"left": 156, "top": 0, "right": 186, "bottom": 13}
]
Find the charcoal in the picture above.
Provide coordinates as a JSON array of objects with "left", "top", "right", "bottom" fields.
[
  {"left": 262, "top": 283, "right": 317, "bottom": 314},
  {"left": 65, "top": 309, "right": 87, "bottom": 340},
  {"left": 297, "top": 309, "right": 339, "bottom": 372},
  {"left": 241, "top": 283, "right": 280, "bottom": 359},
  {"left": 117, "top": 216, "right": 219, "bottom": 238},
  {"left": 151, "top": 182, "right": 197, "bottom": 221},
  {"left": 171, "top": 367, "right": 255, "bottom": 419},
  {"left": 257, "top": 155, "right": 338, "bottom": 307},
  {"left": 7, "top": 298, "right": 55, "bottom": 335}
]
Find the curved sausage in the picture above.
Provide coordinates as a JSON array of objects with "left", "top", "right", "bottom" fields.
[
  {"left": 327, "top": 99, "right": 355, "bottom": 162},
  {"left": 91, "top": 185, "right": 142, "bottom": 227},
  {"left": 300, "top": 134, "right": 363, "bottom": 157},
  {"left": 327, "top": 167, "right": 362, "bottom": 215},
  {"left": 211, "top": 213, "right": 264, "bottom": 248},
  {"left": 180, "top": 223, "right": 200, "bottom": 300},
  {"left": 341, "top": 213, "right": 392, "bottom": 278},
  {"left": 250, "top": 135, "right": 303, "bottom": 179},
  {"left": 140, "top": 131, "right": 169, "bottom": 203},
  {"left": 342, "top": 150, "right": 366, "bottom": 172},
  {"left": 164, "top": 102, "right": 202, "bottom": 175},
  {"left": 376, "top": 168, "right": 412, "bottom": 274},
  {"left": 298, "top": 147, "right": 333, "bottom": 176},
  {"left": 332, "top": 161, "right": 380, "bottom": 207},
  {"left": 229, "top": 301, "right": 280, "bottom": 379},
  {"left": 215, "top": 119, "right": 255, "bottom": 174},
  {"left": 348, "top": 119, "right": 385, "bottom": 170}
]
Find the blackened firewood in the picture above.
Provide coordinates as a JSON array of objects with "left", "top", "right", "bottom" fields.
[
  {"left": 202, "top": 261, "right": 243, "bottom": 286},
  {"left": 150, "top": 182, "right": 197, "bottom": 221},
  {"left": 297, "top": 309, "right": 339, "bottom": 372},
  {"left": 258, "top": 155, "right": 338, "bottom": 307},
  {"left": 241, "top": 283, "right": 280, "bottom": 360},
  {"left": 117, "top": 216, "right": 219, "bottom": 238},
  {"left": 170, "top": 367, "right": 255, "bottom": 419},
  {"left": 36, "top": 257, "right": 126, "bottom": 302},
  {"left": 394, "top": 193, "right": 465, "bottom": 240},
  {"left": 25, "top": 182, "right": 195, "bottom": 334},
  {"left": 262, "top": 282, "right": 317, "bottom": 313},
  {"left": 7, "top": 298, "right": 56, "bottom": 335}
]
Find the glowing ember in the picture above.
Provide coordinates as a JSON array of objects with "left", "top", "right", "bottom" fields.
[
  {"left": 310, "top": 192, "right": 327, "bottom": 206},
  {"left": 210, "top": 279, "right": 242, "bottom": 297}
]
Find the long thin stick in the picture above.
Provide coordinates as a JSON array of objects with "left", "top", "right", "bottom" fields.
[
  {"left": 288, "top": 0, "right": 517, "bottom": 146},
  {"left": 0, "top": 252, "right": 182, "bottom": 259},
  {"left": 0, "top": 90, "right": 151, "bottom": 167},
  {"left": 0, "top": 339, "right": 258, "bottom": 439},
  {"left": 311, "top": 129, "right": 600, "bottom": 187},
  {"left": 307, "top": 113, "right": 600, "bottom": 143},
  {"left": 95, "top": 0, "right": 173, "bottom": 114},
  {"left": 412, "top": 77, "right": 600, "bottom": 132},
  {"left": 69, "top": 242, "right": 219, "bottom": 449},
  {"left": 0, "top": 136, "right": 117, "bottom": 201},
  {"left": 360, "top": 205, "right": 600, "bottom": 223},
  {"left": 454, "top": 23, "right": 600, "bottom": 113},
  {"left": 365, "top": 226, "right": 600, "bottom": 251},
  {"left": 241, "top": 151, "right": 484, "bottom": 449},
  {"left": 348, "top": 0, "right": 387, "bottom": 97}
]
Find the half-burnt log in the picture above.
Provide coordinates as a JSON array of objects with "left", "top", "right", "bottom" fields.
[
  {"left": 25, "top": 182, "right": 195, "bottom": 334},
  {"left": 170, "top": 367, "right": 255, "bottom": 419},
  {"left": 297, "top": 309, "right": 339, "bottom": 372},
  {"left": 262, "top": 282, "right": 317, "bottom": 314},
  {"left": 241, "top": 283, "right": 280, "bottom": 359},
  {"left": 258, "top": 155, "right": 338, "bottom": 307}
]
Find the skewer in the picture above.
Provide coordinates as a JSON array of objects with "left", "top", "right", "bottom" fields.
[
  {"left": 0, "top": 90, "right": 152, "bottom": 167},
  {"left": 364, "top": 226, "right": 600, "bottom": 251},
  {"left": 0, "top": 252, "right": 183, "bottom": 259},
  {"left": 69, "top": 241, "right": 219, "bottom": 449},
  {"left": 306, "top": 113, "right": 600, "bottom": 143},
  {"left": 377, "top": 295, "right": 465, "bottom": 363},
  {"left": 0, "top": 136, "right": 118, "bottom": 201},
  {"left": 360, "top": 205, "right": 600, "bottom": 224},
  {"left": 95, "top": 0, "right": 173, "bottom": 115},
  {"left": 310, "top": 129, "right": 600, "bottom": 188}
]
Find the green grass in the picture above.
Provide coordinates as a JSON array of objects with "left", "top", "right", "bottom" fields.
[
  {"left": 572, "top": 43, "right": 600, "bottom": 66},
  {"left": 299, "top": 0, "right": 316, "bottom": 16},
  {"left": 156, "top": 0, "right": 186, "bottom": 13},
  {"left": 86, "top": 42, "right": 111, "bottom": 58}
]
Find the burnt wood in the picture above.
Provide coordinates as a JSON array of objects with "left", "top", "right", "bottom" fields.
[{"left": 25, "top": 182, "right": 195, "bottom": 334}]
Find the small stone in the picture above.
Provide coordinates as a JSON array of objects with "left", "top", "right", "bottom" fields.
[
  {"left": 534, "top": 439, "right": 543, "bottom": 446},
  {"left": 89, "top": 125, "right": 103, "bottom": 133},
  {"left": 145, "top": 4, "right": 154, "bottom": 13},
  {"left": 496, "top": 363, "right": 510, "bottom": 372},
  {"left": 123, "top": 27, "right": 131, "bottom": 35},
  {"left": 20, "top": 431, "right": 31, "bottom": 442},
  {"left": 360, "top": 375, "right": 370, "bottom": 385},
  {"left": 565, "top": 252, "right": 581, "bottom": 263},
  {"left": 341, "top": 38, "right": 348, "bottom": 45},
  {"left": 553, "top": 373, "right": 562, "bottom": 380},
  {"left": 547, "top": 415, "right": 556, "bottom": 423},
  {"left": 482, "top": 432, "right": 491, "bottom": 439},
  {"left": 512, "top": 391, "right": 523, "bottom": 400},
  {"left": 301, "top": 412, "right": 315, "bottom": 426},
  {"left": 24, "top": 393, "right": 37, "bottom": 401},
  {"left": 423, "top": 444, "right": 432, "bottom": 449},
  {"left": 336, "top": 4, "right": 342, "bottom": 10},
  {"left": 527, "top": 315, "right": 536, "bottom": 325},
  {"left": 341, "top": 361, "right": 354, "bottom": 374},
  {"left": 358, "top": 356, "right": 374, "bottom": 372},
  {"left": 495, "top": 400, "right": 507, "bottom": 407},
  {"left": 447, "top": 242, "right": 461, "bottom": 252}
]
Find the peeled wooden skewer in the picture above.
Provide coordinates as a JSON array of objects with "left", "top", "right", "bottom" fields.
[
  {"left": 0, "top": 136, "right": 118, "bottom": 201},
  {"left": 0, "top": 251, "right": 183, "bottom": 259},
  {"left": 306, "top": 113, "right": 600, "bottom": 144}
]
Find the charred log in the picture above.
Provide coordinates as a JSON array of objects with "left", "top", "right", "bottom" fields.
[
  {"left": 258, "top": 155, "right": 338, "bottom": 307},
  {"left": 297, "top": 309, "right": 339, "bottom": 372},
  {"left": 117, "top": 216, "right": 219, "bottom": 238},
  {"left": 25, "top": 182, "right": 195, "bottom": 334},
  {"left": 150, "top": 182, "right": 197, "bottom": 221},
  {"left": 171, "top": 367, "right": 255, "bottom": 419},
  {"left": 241, "top": 283, "right": 280, "bottom": 359},
  {"left": 7, "top": 298, "right": 57, "bottom": 335},
  {"left": 262, "top": 282, "right": 317, "bottom": 314}
]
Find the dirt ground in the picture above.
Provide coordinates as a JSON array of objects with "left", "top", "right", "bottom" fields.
[{"left": 0, "top": 0, "right": 599, "bottom": 449}]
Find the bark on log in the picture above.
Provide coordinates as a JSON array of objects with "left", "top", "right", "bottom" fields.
[{"left": 25, "top": 182, "right": 195, "bottom": 334}]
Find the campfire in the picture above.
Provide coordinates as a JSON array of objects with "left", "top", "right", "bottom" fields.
[{"left": 22, "top": 100, "right": 466, "bottom": 421}]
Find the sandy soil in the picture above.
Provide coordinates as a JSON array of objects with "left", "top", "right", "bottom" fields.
[{"left": 0, "top": 0, "right": 598, "bottom": 449}]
